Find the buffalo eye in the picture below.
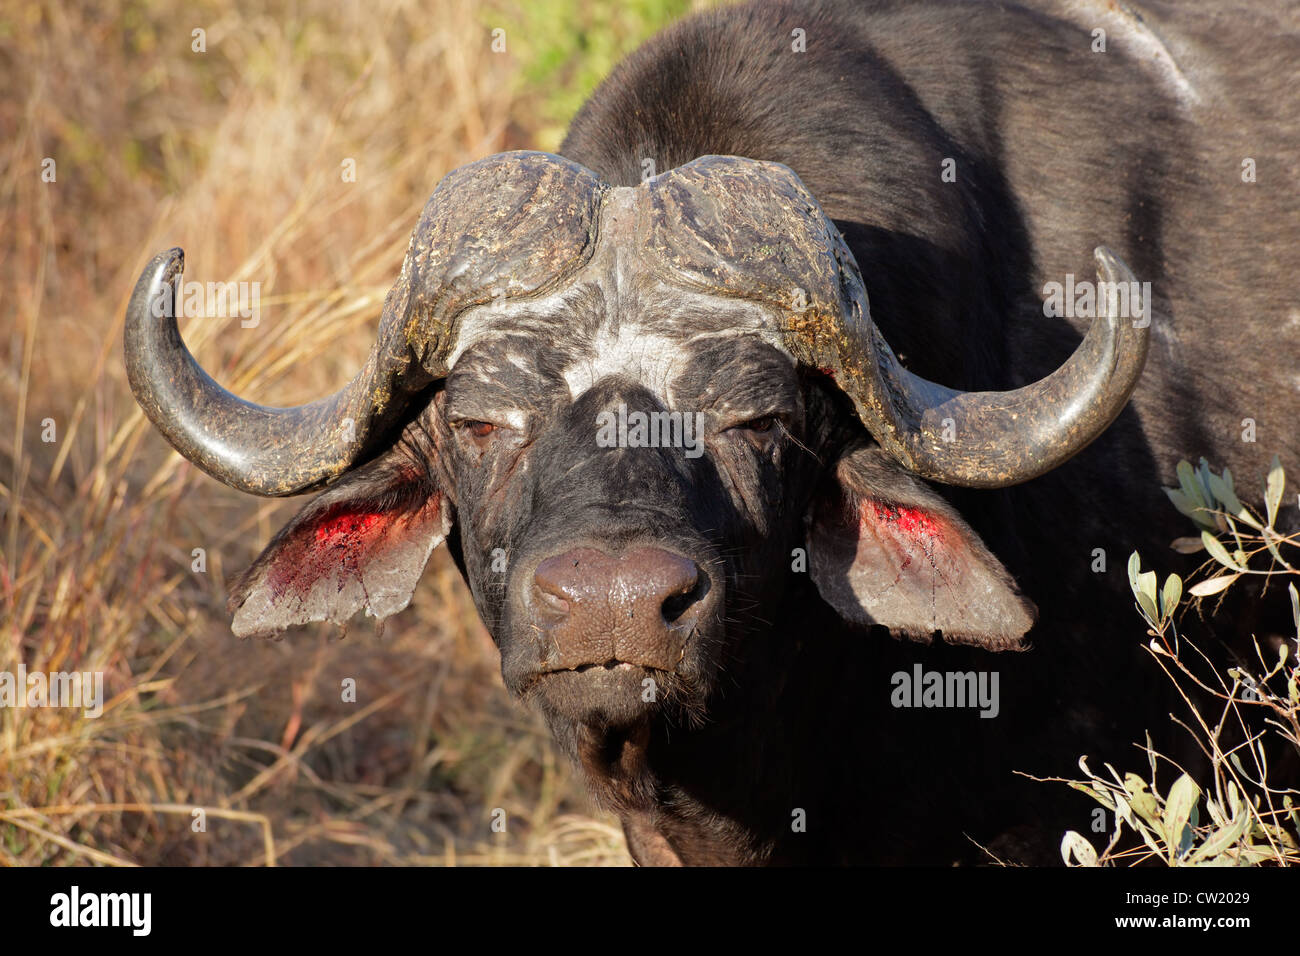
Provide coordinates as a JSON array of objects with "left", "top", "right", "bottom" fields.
[
  {"left": 728, "top": 415, "right": 779, "bottom": 435},
  {"left": 451, "top": 418, "right": 502, "bottom": 454},
  {"left": 721, "top": 414, "right": 785, "bottom": 451}
]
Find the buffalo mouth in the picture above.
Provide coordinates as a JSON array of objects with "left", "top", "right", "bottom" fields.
[
  {"left": 523, "top": 662, "right": 668, "bottom": 730},
  {"left": 533, "top": 658, "right": 661, "bottom": 681},
  {"left": 562, "top": 660, "right": 642, "bottom": 673},
  {"left": 539, "top": 649, "right": 687, "bottom": 675}
]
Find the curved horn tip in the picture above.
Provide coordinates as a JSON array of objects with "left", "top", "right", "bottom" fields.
[
  {"left": 148, "top": 246, "right": 185, "bottom": 292},
  {"left": 130, "top": 247, "right": 186, "bottom": 324},
  {"left": 1092, "top": 245, "right": 1152, "bottom": 341},
  {"left": 1093, "top": 245, "right": 1134, "bottom": 285}
]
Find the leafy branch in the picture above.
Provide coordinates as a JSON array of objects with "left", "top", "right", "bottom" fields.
[{"left": 1046, "top": 457, "right": 1300, "bottom": 866}]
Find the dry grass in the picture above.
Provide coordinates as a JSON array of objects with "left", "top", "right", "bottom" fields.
[{"left": 0, "top": 0, "right": 694, "bottom": 867}]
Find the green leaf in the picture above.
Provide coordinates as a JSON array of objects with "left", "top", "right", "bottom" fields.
[
  {"left": 1233, "top": 845, "right": 1279, "bottom": 865},
  {"left": 1263, "top": 527, "right": 1286, "bottom": 566},
  {"left": 1208, "top": 469, "right": 1241, "bottom": 514},
  {"left": 1069, "top": 780, "right": 1116, "bottom": 811},
  {"left": 1124, "top": 774, "right": 1166, "bottom": 840},
  {"left": 1061, "top": 831, "right": 1099, "bottom": 867},
  {"left": 1187, "top": 810, "right": 1252, "bottom": 865},
  {"left": 1178, "top": 459, "right": 1209, "bottom": 512},
  {"left": 1204, "top": 796, "right": 1227, "bottom": 829},
  {"left": 1166, "top": 488, "right": 1216, "bottom": 531},
  {"left": 1161, "top": 574, "right": 1182, "bottom": 618},
  {"left": 1203, "top": 467, "right": 1263, "bottom": 531},
  {"left": 1164, "top": 488, "right": 1196, "bottom": 517},
  {"left": 1229, "top": 751, "right": 1248, "bottom": 778},
  {"left": 1197, "top": 458, "right": 1216, "bottom": 497},
  {"left": 1189, "top": 574, "right": 1240, "bottom": 597},
  {"left": 1129, "top": 556, "right": 1161, "bottom": 624},
  {"left": 1235, "top": 511, "right": 1264, "bottom": 532},
  {"left": 1138, "top": 569, "right": 1158, "bottom": 604},
  {"left": 1201, "top": 532, "right": 1244, "bottom": 572},
  {"left": 1163, "top": 774, "right": 1200, "bottom": 856},
  {"left": 1135, "top": 590, "right": 1160, "bottom": 626},
  {"left": 1285, "top": 795, "right": 1300, "bottom": 834},
  {"left": 1265, "top": 455, "right": 1284, "bottom": 528},
  {"left": 1113, "top": 792, "right": 1134, "bottom": 829},
  {"left": 1289, "top": 584, "right": 1299, "bottom": 639},
  {"left": 1268, "top": 821, "right": 1299, "bottom": 850}
]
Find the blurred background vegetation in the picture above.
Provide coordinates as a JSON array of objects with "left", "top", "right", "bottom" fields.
[{"left": 0, "top": 0, "right": 712, "bottom": 866}]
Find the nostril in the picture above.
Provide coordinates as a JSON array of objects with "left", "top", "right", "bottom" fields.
[
  {"left": 661, "top": 572, "right": 707, "bottom": 625},
  {"left": 533, "top": 585, "right": 570, "bottom": 619},
  {"left": 532, "top": 556, "right": 578, "bottom": 621}
]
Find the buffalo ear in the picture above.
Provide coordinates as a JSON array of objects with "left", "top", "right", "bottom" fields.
[
  {"left": 228, "top": 449, "right": 452, "bottom": 639},
  {"left": 807, "top": 445, "right": 1035, "bottom": 650}
]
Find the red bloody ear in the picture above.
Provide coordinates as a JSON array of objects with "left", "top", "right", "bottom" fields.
[
  {"left": 228, "top": 451, "right": 452, "bottom": 639},
  {"left": 808, "top": 446, "right": 1035, "bottom": 650}
]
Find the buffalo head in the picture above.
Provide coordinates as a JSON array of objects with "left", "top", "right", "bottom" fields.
[{"left": 125, "top": 151, "right": 1147, "bottom": 752}]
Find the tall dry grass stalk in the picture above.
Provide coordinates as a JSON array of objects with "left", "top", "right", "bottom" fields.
[{"left": 0, "top": 0, "right": 631, "bottom": 865}]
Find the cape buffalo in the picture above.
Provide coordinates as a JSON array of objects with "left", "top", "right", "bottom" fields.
[{"left": 125, "top": 0, "right": 1299, "bottom": 864}]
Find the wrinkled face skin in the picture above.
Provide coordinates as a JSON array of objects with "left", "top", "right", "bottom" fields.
[{"left": 429, "top": 275, "right": 828, "bottom": 736}]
